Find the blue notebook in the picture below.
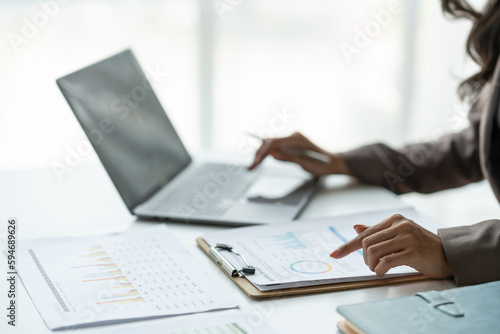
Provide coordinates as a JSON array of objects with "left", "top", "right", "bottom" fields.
[{"left": 337, "top": 280, "right": 500, "bottom": 334}]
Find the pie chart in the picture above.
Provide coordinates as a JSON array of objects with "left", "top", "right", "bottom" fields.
[{"left": 289, "top": 260, "right": 332, "bottom": 274}]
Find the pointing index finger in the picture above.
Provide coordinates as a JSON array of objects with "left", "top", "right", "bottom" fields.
[
  {"left": 330, "top": 234, "right": 363, "bottom": 259},
  {"left": 330, "top": 214, "right": 400, "bottom": 259}
]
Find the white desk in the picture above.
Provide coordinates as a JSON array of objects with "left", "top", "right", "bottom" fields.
[{"left": 0, "top": 164, "right": 456, "bottom": 334}]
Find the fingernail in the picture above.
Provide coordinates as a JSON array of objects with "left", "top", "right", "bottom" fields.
[
  {"left": 353, "top": 224, "right": 362, "bottom": 229},
  {"left": 330, "top": 249, "right": 340, "bottom": 258}
]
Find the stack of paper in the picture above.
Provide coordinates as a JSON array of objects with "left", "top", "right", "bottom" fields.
[{"left": 17, "top": 225, "right": 237, "bottom": 330}]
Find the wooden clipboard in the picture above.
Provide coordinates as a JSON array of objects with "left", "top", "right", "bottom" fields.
[{"left": 197, "top": 237, "right": 430, "bottom": 299}]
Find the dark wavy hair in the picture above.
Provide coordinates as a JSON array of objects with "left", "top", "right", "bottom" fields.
[{"left": 442, "top": 0, "right": 500, "bottom": 100}]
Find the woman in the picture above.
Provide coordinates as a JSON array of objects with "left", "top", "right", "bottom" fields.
[{"left": 248, "top": 0, "right": 500, "bottom": 286}]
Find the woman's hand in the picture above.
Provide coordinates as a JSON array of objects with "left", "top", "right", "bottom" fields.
[
  {"left": 247, "top": 132, "right": 351, "bottom": 176},
  {"left": 330, "top": 214, "right": 453, "bottom": 279}
]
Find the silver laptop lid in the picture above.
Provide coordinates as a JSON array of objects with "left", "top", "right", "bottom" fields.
[{"left": 57, "top": 50, "right": 191, "bottom": 213}]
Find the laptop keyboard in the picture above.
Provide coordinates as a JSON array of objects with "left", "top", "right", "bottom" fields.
[{"left": 153, "top": 163, "right": 257, "bottom": 217}]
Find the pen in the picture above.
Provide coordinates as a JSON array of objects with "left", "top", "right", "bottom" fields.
[{"left": 246, "top": 133, "right": 331, "bottom": 165}]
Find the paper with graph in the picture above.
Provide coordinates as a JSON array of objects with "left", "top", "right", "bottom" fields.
[
  {"left": 17, "top": 225, "right": 237, "bottom": 330},
  {"left": 203, "top": 208, "right": 439, "bottom": 291}
]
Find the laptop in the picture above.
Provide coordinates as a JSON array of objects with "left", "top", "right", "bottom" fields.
[{"left": 56, "top": 49, "right": 318, "bottom": 226}]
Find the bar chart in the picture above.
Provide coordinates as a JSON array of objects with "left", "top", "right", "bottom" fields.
[
  {"left": 255, "top": 231, "right": 307, "bottom": 250},
  {"left": 72, "top": 245, "right": 146, "bottom": 305},
  {"left": 19, "top": 226, "right": 236, "bottom": 329}
]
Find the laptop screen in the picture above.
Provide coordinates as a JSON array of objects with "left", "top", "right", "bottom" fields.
[{"left": 57, "top": 50, "right": 191, "bottom": 212}]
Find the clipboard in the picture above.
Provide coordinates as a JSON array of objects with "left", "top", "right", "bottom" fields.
[{"left": 196, "top": 237, "right": 431, "bottom": 299}]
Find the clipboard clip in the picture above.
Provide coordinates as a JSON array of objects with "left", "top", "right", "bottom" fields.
[{"left": 209, "top": 243, "right": 256, "bottom": 277}]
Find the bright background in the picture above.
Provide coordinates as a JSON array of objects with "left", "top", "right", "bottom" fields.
[
  {"left": 2, "top": 0, "right": 498, "bottom": 225},
  {"left": 1, "top": 0, "right": 479, "bottom": 169}
]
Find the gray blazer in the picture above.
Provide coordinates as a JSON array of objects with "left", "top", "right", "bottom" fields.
[{"left": 341, "top": 59, "right": 500, "bottom": 286}]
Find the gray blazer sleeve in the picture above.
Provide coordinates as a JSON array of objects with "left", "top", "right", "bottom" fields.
[
  {"left": 340, "top": 101, "right": 484, "bottom": 194},
  {"left": 340, "top": 99, "right": 500, "bottom": 285},
  {"left": 439, "top": 220, "right": 500, "bottom": 286}
]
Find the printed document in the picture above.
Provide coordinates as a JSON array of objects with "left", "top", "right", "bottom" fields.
[
  {"left": 17, "top": 225, "right": 237, "bottom": 329},
  {"left": 203, "top": 208, "right": 439, "bottom": 291}
]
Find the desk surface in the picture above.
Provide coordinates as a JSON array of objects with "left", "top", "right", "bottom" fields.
[{"left": 0, "top": 163, "right": 457, "bottom": 334}]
